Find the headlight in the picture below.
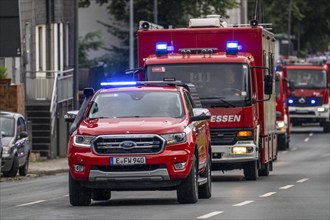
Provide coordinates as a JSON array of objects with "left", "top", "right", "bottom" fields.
[
  {"left": 161, "top": 133, "right": 186, "bottom": 145},
  {"left": 2, "top": 146, "right": 12, "bottom": 157},
  {"left": 276, "top": 121, "right": 285, "bottom": 128},
  {"left": 317, "top": 107, "right": 325, "bottom": 112},
  {"left": 73, "top": 135, "right": 95, "bottom": 147}
]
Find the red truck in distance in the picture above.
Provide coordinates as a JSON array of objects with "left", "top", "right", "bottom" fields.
[
  {"left": 275, "top": 71, "right": 293, "bottom": 150},
  {"left": 137, "top": 16, "right": 278, "bottom": 180},
  {"left": 283, "top": 62, "right": 330, "bottom": 132}
]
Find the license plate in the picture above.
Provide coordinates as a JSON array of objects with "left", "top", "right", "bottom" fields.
[{"left": 110, "top": 156, "right": 146, "bottom": 165}]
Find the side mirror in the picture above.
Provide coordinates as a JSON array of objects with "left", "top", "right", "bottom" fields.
[
  {"left": 191, "top": 108, "right": 211, "bottom": 121},
  {"left": 276, "top": 111, "right": 282, "bottom": 118},
  {"left": 288, "top": 80, "right": 295, "bottom": 92},
  {"left": 64, "top": 110, "right": 79, "bottom": 123},
  {"left": 264, "top": 75, "right": 273, "bottom": 95},
  {"left": 19, "top": 131, "right": 28, "bottom": 138}
]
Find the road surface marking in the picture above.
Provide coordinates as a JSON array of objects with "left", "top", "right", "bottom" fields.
[
  {"left": 297, "top": 178, "right": 309, "bottom": 183},
  {"left": 309, "top": 133, "right": 313, "bottom": 137},
  {"left": 280, "top": 185, "right": 294, "bottom": 189},
  {"left": 64, "top": 194, "right": 69, "bottom": 197},
  {"left": 197, "top": 211, "right": 223, "bottom": 219},
  {"left": 290, "top": 147, "right": 298, "bottom": 152},
  {"left": 16, "top": 200, "right": 46, "bottom": 207},
  {"left": 304, "top": 137, "right": 309, "bottom": 142},
  {"left": 233, "top": 201, "right": 254, "bottom": 206},
  {"left": 259, "top": 192, "right": 277, "bottom": 197}
]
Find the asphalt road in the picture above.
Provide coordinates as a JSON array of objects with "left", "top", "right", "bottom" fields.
[{"left": 0, "top": 125, "right": 329, "bottom": 220}]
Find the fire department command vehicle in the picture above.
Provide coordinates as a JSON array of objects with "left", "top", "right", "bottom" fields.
[
  {"left": 283, "top": 60, "right": 330, "bottom": 132},
  {"left": 137, "top": 15, "right": 277, "bottom": 180},
  {"left": 65, "top": 81, "right": 212, "bottom": 206}
]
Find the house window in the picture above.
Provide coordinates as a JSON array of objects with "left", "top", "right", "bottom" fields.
[{"left": 35, "top": 25, "right": 46, "bottom": 77}]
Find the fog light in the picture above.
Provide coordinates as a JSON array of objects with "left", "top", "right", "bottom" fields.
[
  {"left": 174, "top": 162, "right": 186, "bottom": 170},
  {"left": 74, "top": 164, "right": 85, "bottom": 172},
  {"left": 317, "top": 107, "right": 325, "bottom": 112}
]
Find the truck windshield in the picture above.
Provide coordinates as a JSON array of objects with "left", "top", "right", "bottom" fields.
[
  {"left": 146, "top": 63, "right": 250, "bottom": 106},
  {"left": 287, "top": 69, "right": 327, "bottom": 89},
  {"left": 86, "top": 91, "right": 183, "bottom": 119}
]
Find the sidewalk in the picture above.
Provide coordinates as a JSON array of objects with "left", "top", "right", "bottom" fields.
[{"left": 29, "top": 157, "right": 69, "bottom": 175}]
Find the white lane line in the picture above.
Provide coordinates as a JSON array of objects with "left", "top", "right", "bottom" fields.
[
  {"left": 197, "top": 211, "right": 223, "bottom": 219},
  {"left": 304, "top": 137, "right": 310, "bottom": 142},
  {"left": 16, "top": 200, "right": 46, "bottom": 207},
  {"left": 280, "top": 185, "right": 294, "bottom": 190},
  {"left": 290, "top": 147, "right": 298, "bottom": 152},
  {"left": 233, "top": 201, "right": 254, "bottom": 206},
  {"left": 297, "top": 178, "right": 309, "bottom": 183},
  {"left": 63, "top": 194, "right": 69, "bottom": 197},
  {"left": 259, "top": 192, "right": 277, "bottom": 197},
  {"left": 309, "top": 133, "right": 314, "bottom": 137}
]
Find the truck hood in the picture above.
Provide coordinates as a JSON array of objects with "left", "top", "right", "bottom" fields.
[
  {"left": 208, "top": 107, "right": 253, "bottom": 128},
  {"left": 77, "top": 117, "right": 187, "bottom": 135}
]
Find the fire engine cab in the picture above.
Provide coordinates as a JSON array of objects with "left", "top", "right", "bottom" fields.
[{"left": 137, "top": 16, "right": 277, "bottom": 180}]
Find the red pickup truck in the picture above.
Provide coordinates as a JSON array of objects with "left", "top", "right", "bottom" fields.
[{"left": 65, "top": 81, "right": 212, "bottom": 206}]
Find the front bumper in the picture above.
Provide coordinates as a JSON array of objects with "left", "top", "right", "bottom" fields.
[
  {"left": 211, "top": 141, "right": 258, "bottom": 163},
  {"left": 289, "top": 104, "right": 329, "bottom": 121}
]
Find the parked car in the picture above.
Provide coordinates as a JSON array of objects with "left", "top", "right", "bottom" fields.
[
  {"left": 65, "top": 80, "right": 212, "bottom": 206},
  {"left": 0, "top": 111, "right": 31, "bottom": 177}
]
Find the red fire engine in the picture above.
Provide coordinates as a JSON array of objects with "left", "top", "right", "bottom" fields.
[
  {"left": 275, "top": 71, "right": 293, "bottom": 150},
  {"left": 283, "top": 60, "right": 330, "bottom": 132},
  {"left": 137, "top": 16, "right": 277, "bottom": 180}
]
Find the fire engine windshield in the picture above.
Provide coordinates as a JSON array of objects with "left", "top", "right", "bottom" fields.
[
  {"left": 86, "top": 91, "right": 183, "bottom": 119},
  {"left": 287, "top": 69, "right": 327, "bottom": 89},
  {"left": 146, "top": 63, "right": 250, "bottom": 106}
]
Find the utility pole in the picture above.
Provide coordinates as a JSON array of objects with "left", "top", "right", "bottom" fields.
[
  {"left": 154, "top": 0, "right": 158, "bottom": 24},
  {"left": 129, "top": 0, "right": 134, "bottom": 69}
]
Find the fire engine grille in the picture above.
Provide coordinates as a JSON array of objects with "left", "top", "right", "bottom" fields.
[
  {"left": 289, "top": 97, "right": 323, "bottom": 107},
  {"left": 92, "top": 135, "right": 165, "bottom": 155},
  {"left": 91, "top": 164, "right": 165, "bottom": 172},
  {"left": 210, "top": 128, "right": 239, "bottom": 145}
]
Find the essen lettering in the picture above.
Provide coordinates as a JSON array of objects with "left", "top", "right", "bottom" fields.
[{"left": 210, "top": 115, "right": 241, "bottom": 122}]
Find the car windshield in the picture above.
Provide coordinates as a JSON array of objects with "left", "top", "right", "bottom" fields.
[
  {"left": 0, "top": 117, "right": 15, "bottom": 137},
  {"left": 287, "top": 69, "right": 327, "bottom": 89},
  {"left": 86, "top": 91, "right": 183, "bottom": 119},
  {"left": 146, "top": 63, "right": 250, "bottom": 105}
]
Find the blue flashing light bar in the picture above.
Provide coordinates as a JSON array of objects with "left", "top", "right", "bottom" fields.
[
  {"left": 288, "top": 99, "right": 293, "bottom": 104},
  {"left": 311, "top": 99, "right": 316, "bottom": 104},
  {"left": 100, "top": 81, "right": 137, "bottom": 87},
  {"left": 156, "top": 42, "right": 168, "bottom": 56},
  {"left": 226, "top": 41, "right": 239, "bottom": 55}
]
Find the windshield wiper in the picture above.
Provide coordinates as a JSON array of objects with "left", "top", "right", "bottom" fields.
[{"left": 200, "top": 97, "right": 236, "bottom": 107}]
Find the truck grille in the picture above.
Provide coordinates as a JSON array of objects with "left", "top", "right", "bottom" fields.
[
  {"left": 210, "top": 128, "right": 239, "bottom": 145},
  {"left": 92, "top": 134, "right": 165, "bottom": 155}
]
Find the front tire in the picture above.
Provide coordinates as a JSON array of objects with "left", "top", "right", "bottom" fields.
[
  {"left": 69, "top": 172, "right": 91, "bottom": 206},
  {"left": 3, "top": 156, "right": 19, "bottom": 177},
  {"left": 198, "top": 151, "right": 212, "bottom": 199},
  {"left": 244, "top": 160, "right": 258, "bottom": 181},
  {"left": 177, "top": 155, "right": 198, "bottom": 204}
]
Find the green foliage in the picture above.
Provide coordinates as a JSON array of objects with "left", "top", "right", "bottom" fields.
[
  {"left": 0, "top": 65, "right": 8, "bottom": 79},
  {"left": 247, "top": 0, "right": 330, "bottom": 56},
  {"left": 79, "top": 0, "right": 238, "bottom": 74},
  {"left": 79, "top": 31, "right": 104, "bottom": 68}
]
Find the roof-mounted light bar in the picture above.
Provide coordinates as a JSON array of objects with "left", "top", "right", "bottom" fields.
[
  {"left": 226, "top": 41, "right": 239, "bottom": 55},
  {"left": 100, "top": 80, "right": 184, "bottom": 88}
]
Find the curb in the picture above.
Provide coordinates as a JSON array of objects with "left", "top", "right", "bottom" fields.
[{"left": 28, "top": 168, "right": 69, "bottom": 176}]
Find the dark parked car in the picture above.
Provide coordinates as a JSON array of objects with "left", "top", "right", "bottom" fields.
[{"left": 0, "top": 111, "right": 31, "bottom": 177}]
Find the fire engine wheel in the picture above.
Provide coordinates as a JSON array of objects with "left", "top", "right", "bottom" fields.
[
  {"left": 244, "top": 160, "right": 258, "bottom": 181},
  {"left": 69, "top": 172, "right": 91, "bottom": 206},
  {"left": 198, "top": 151, "right": 212, "bottom": 199},
  {"left": 322, "top": 121, "right": 330, "bottom": 133},
  {"left": 177, "top": 155, "right": 198, "bottom": 204},
  {"left": 258, "top": 162, "right": 270, "bottom": 176},
  {"left": 92, "top": 189, "right": 111, "bottom": 201}
]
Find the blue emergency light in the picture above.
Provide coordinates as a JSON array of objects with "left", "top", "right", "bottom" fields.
[
  {"left": 100, "top": 81, "right": 137, "bottom": 87},
  {"left": 156, "top": 42, "right": 168, "bottom": 56},
  {"left": 310, "top": 99, "right": 316, "bottom": 104},
  {"left": 226, "top": 41, "right": 239, "bottom": 55},
  {"left": 288, "top": 99, "right": 293, "bottom": 104}
]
